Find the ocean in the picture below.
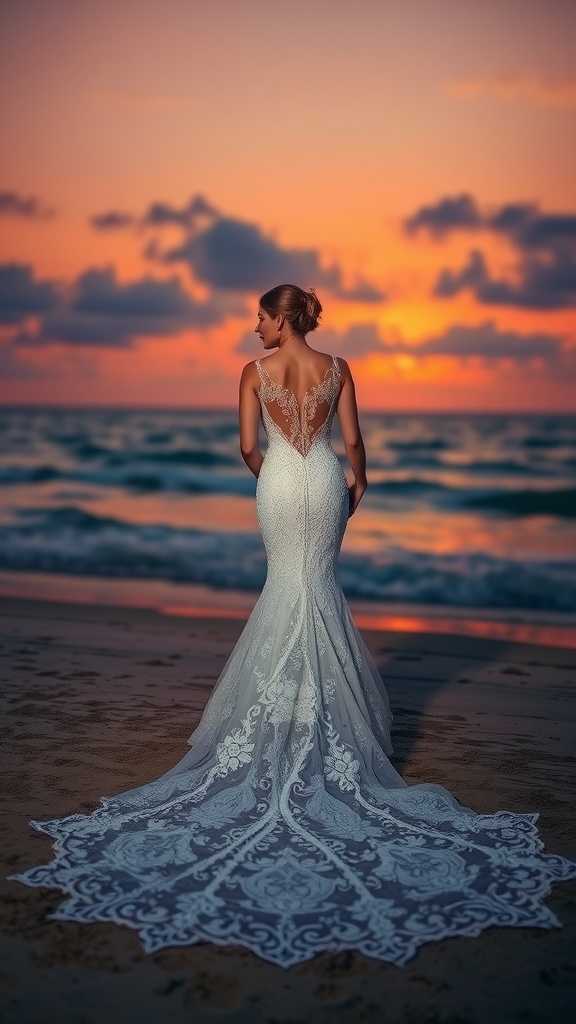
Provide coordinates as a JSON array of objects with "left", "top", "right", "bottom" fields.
[{"left": 1, "top": 407, "right": 575, "bottom": 644}]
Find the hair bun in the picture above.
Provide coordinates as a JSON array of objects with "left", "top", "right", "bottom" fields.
[
  {"left": 305, "top": 288, "right": 317, "bottom": 315},
  {"left": 302, "top": 287, "right": 322, "bottom": 332},
  {"left": 259, "top": 284, "right": 323, "bottom": 335}
]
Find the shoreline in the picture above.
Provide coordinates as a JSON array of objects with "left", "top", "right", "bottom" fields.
[
  {"left": 1, "top": 594, "right": 575, "bottom": 1022},
  {"left": 2, "top": 570, "right": 575, "bottom": 649}
]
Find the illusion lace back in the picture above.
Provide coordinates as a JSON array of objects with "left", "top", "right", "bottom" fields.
[
  {"left": 255, "top": 356, "right": 342, "bottom": 457},
  {"left": 11, "top": 352, "right": 576, "bottom": 967}
]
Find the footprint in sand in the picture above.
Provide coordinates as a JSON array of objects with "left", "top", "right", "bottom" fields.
[
  {"left": 313, "top": 982, "right": 352, "bottom": 1005},
  {"left": 181, "top": 971, "right": 244, "bottom": 1012},
  {"left": 62, "top": 671, "right": 102, "bottom": 678}
]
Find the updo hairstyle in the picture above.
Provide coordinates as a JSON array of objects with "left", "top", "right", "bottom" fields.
[{"left": 259, "top": 284, "right": 322, "bottom": 335}]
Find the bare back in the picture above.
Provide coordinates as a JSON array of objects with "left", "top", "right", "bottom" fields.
[{"left": 255, "top": 349, "right": 337, "bottom": 408}]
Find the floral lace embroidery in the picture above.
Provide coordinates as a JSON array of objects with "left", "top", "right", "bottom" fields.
[{"left": 324, "top": 713, "right": 361, "bottom": 792}]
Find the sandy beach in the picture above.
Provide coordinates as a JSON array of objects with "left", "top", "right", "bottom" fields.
[{"left": 1, "top": 594, "right": 575, "bottom": 1023}]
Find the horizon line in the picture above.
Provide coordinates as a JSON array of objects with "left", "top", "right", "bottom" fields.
[{"left": 0, "top": 403, "right": 575, "bottom": 416}]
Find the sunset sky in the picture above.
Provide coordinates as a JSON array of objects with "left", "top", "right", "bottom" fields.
[{"left": 1, "top": 0, "right": 575, "bottom": 410}]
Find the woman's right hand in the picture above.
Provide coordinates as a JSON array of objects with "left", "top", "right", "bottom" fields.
[
  {"left": 336, "top": 359, "right": 368, "bottom": 520},
  {"left": 348, "top": 480, "right": 367, "bottom": 517}
]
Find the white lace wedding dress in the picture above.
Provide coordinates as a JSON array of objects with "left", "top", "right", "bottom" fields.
[{"left": 11, "top": 354, "right": 576, "bottom": 966}]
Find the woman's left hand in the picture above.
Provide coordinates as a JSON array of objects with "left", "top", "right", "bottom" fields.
[{"left": 348, "top": 480, "right": 366, "bottom": 517}]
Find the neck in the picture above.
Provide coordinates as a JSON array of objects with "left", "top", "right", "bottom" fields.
[{"left": 277, "top": 331, "right": 307, "bottom": 350}]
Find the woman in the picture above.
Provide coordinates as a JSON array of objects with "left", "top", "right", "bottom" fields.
[{"left": 11, "top": 284, "right": 576, "bottom": 967}]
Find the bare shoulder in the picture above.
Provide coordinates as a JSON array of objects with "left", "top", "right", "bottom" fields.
[
  {"left": 240, "top": 360, "right": 260, "bottom": 384},
  {"left": 335, "top": 356, "right": 352, "bottom": 380}
]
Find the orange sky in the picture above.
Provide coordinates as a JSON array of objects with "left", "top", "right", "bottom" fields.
[{"left": 1, "top": 0, "right": 575, "bottom": 410}]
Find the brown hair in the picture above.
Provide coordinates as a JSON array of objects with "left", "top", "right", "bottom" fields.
[{"left": 259, "top": 284, "right": 322, "bottom": 335}]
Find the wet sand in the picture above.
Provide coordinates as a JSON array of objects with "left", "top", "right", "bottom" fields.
[{"left": 1, "top": 595, "right": 575, "bottom": 1023}]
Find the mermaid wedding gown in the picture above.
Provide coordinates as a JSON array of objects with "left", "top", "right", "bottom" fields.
[{"left": 12, "top": 354, "right": 576, "bottom": 967}]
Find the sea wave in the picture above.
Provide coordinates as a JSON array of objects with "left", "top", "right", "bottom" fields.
[
  {"left": 1, "top": 505, "right": 575, "bottom": 611},
  {"left": 0, "top": 464, "right": 255, "bottom": 496},
  {"left": 465, "top": 487, "right": 576, "bottom": 518},
  {"left": 0, "top": 466, "right": 60, "bottom": 484},
  {"left": 2, "top": 459, "right": 576, "bottom": 519},
  {"left": 368, "top": 480, "right": 576, "bottom": 517}
]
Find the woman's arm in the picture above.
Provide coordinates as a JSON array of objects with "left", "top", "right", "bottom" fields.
[
  {"left": 238, "top": 362, "right": 264, "bottom": 478},
  {"left": 335, "top": 358, "right": 368, "bottom": 516}
]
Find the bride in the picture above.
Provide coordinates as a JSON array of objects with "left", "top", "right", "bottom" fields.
[{"left": 11, "top": 284, "right": 576, "bottom": 967}]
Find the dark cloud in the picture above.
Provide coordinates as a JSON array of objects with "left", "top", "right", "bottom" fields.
[
  {"left": 400, "top": 320, "right": 568, "bottom": 362},
  {"left": 337, "top": 320, "right": 568, "bottom": 363},
  {"left": 0, "top": 263, "right": 59, "bottom": 324},
  {"left": 88, "top": 192, "right": 385, "bottom": 302},
  {"left": 405, "top": 194, "right": 576, "bottom": 309},
  {"left": 90, "top": 211, "right": 135, "bottom": 230},
  {"left": 73, "top": 267, "right": 199, "bottom": 318},
  {"left": 404, "top": 193, "right": 482, "bottom": 238},
  {"left": 141, "top": 194, "right": 217, "bottom": 229},
  {"left": 434, "top": 245, "right": 576, "bottom": 309},
  {"left": 89, "top": 194, "right": 217, "bottom": 232},
  {"left": 15, "top": 266, "right": 228, "bottom": 348},
  {"left": 276, "top": 318, "right": 569, "bottom": 367},
  {"left": 162, "top": 215, "right": 386, "bottom": 301},
  {"left": 488, "top": 202, "right": 576, "bottom": 249},
  {"left": 339, "top": 281, "right": 385, "bottom": 303},
  {"left": 434, "top": 249, "right": 490, "bottom": 298},
  {"left": 0, "top": 190, "right": 55, "bottom": 219}
]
